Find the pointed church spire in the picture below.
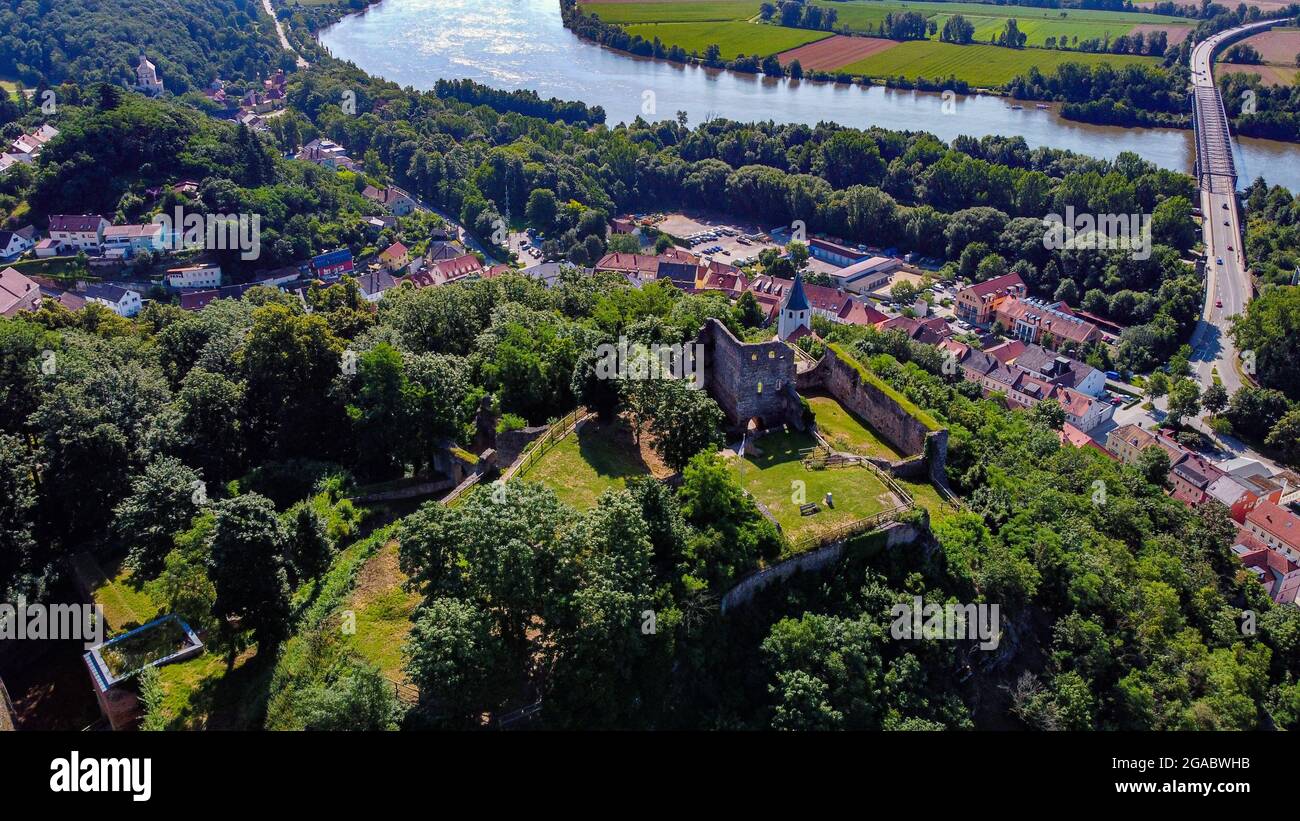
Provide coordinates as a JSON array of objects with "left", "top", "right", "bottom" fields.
[{"left": 784, "top": 268, "right": 809, "bottom": 312}]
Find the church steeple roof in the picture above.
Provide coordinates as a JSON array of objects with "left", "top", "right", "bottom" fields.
[{"left": 783, "top": 268, "right": 809, "bottom": 312}]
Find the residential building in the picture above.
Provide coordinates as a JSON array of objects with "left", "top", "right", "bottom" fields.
[
  {"left": 295, "top": 139, "right": 354, "bottom": 171},
  {"left": 1220, "top": 457, "right": 1273, "bottom": 482},
  {"left": 955, "top": 273, "right": 1026, "bottom": 326},
  {"left": 1054, "top": 385, "right": 1116, "bottom": 433},
  {"left": 1244, "top": 501, "right": 1300, "bottom": 565},
  {"left": 1007, "top": 345, "right": 1106, "bottom": 397},
  {"left": 312, "top": 248, "right": 355, "bottom": 281},
  {"left": 1104, "top": 424, "right": 1185, "bottom": 466},
  {"left": 379, "top": 241, "right": 410, "bottom": 272},
  {"left": 594, "top": 252, "right": 663, "bottom": 284},
  {"left": 1232, "top": 533, "right": 1300, "bottom": 606},
  {"left": 0, "top": 226, "right": 36, "bottom": 261},
  {"left": 1168, "top": 453, "right": 1224, "bottom": 507},
  {"left": 995, "top": 297, "right": 1101, "bottom": 350},
  {"left": 48, "top": 215, "right": 110, "bottom": 252},
  {"left": 83, "top": 283, "right": 142, "bottom": 317},
  {"left": 358, "top": 269, "right": 399, "bottom": 303},
  {"left": 405, "top": 253, "right": 482, "bottom": 288},
  {"left": 361, "top": 185, "right": 417, "bottom": 216},
  {"left": 0, "top": 267, "right": 40, "bottom": 317},
  {"left": 103, "top": 223, "right": 166, "bottom": 256},
  {"left": 165, "top": 263, "right": 223, "bottom": 289}
]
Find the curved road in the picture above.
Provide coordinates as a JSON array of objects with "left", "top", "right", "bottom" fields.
[{"left": 1188, "top": 18, "right": 1280, "bottom": 396}]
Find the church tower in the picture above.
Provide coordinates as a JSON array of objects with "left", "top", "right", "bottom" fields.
[
  {"left": 777, "top": 269, "right": 812, "bottom": 340},
  {"left": 135, "top": 54, "right": 163, "bottom": 96}
]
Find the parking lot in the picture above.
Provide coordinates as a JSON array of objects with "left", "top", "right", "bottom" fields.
[{"left": 653, "top": 213, "right": 782, "bottom": 266}]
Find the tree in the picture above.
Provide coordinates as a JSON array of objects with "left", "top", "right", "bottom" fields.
[
  {"left": 1028, "top": 398, "right": 1065, "bottom": 430},
  {"left": 0, "top": 434, "right": 39, "bottom": 598},
  {"left": 207, "top": 493, "right": 291, "bottom": 651},
  {"left": 346, "top": 343, "right": 411, "bottom": 480},
  {"left": 113, "top": 456, "right": 203, "bottom": 579},
  {"left": 940, "top": 14, "right": 975, "bottom": 44},
  {"left": 296, "top": 657, "right": 402, "bottom": 731},
  {"left": 1226, "top": 385, "right": 1291, "bottom": 441},
  {"left": 1165, "top": 377, "right": 1201, "bottom": 427},
  {"left": 645, "top": 379, "right": 725, "bottom": 472},
  {"left": 1201, "top": 381, "right": 1229, "bottom": 416},
  {"left": 1265, "top": 409, "right": 1300, "bottom": 467},
  {"left": 174, "top": 369, "right": 245, "bottom": 483},
  {"left": 1137, "top": 445, "right": 1171, "bottom": 487},
  {"left": 405, "top": 596, "right": 505, "bottom": 726},
  {"left": 1145, "top": 370, "right": 1169, "bottom": 402},
  {"left": 285, "top": 502, "right": 333, "bottom": 584}
]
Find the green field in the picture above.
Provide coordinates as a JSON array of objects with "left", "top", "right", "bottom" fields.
[
  {"left": 812, "top": 0, "right": 1193, "bottom": 33},
  {"left": 622, "top": 20, "right": 833, "bottom": 59},
  {"left": 516, "top": 418, "right": 654, "bottom": 509},
  {"left": 729, "top": 430, "right": 899, "bottom": 545},
  {"left": 583, "top": 0, "right": 761, "bottom": 24},
  {"left": 835, "top": 39, "right": 1157, "bottom": 87}
]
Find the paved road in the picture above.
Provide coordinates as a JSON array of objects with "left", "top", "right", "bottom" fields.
[
  {"left": 262, "top": 0, "right": 309, "bottom": 69},
  {"left": 1187, "top": 19, "right": 1280, "bottom": 397}
]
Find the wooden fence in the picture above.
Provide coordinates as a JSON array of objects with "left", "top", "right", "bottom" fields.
[{"left": 501, "top": 408, "right": 586, "bottom": 483}]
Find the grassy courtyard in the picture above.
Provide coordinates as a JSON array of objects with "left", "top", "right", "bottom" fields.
[
  {"left": 516, "top": 418, "right": 656, "bottom": 509},
  {"left": 807, "top": 394, "right": 905, "bottom": 461},
  {"left": 728, "top": 429, "right": 902, "bottom": 546}
]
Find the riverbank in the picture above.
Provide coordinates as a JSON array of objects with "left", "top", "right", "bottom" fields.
[{"left": 316, "top": 0, "right": 1300, "bottom": 190}]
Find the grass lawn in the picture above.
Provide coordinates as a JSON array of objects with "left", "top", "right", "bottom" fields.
[
  {"left": 813, "top": 0, "right": 1191, "bottom": 35},
  {"left": 622, "top": 21, "right": 834, "bottom": 59},
  {"left": 729, "top": 430, "right": 900, "bottom": 547},
  {"left": 807, "top": 393, "right": 905, "bottom": 461},
  {"left": 343, "top": 541, "right": 419, "bottom": 684},
  {"left": 897, "top": 476, "right": 955, "bottom": 524},
  {"left": 517, "top": 418, "right": 655, "bottom": 509},
  {"left": 72, "top": 553, "right": 161, "bottom": 632},
  {"left": 155, "top": 648, "right": 270, "bottom": 730},
  {"left": 583, "top": 0, "right": 762, "bottom": 24},
  {"left": 834, "top": 39, "right": 1157, "bottom": 87}
]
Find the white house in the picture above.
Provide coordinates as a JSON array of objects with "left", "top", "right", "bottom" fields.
[
  {"left": 103, "top": 223, "right": 166, "bottom": 256},
  {"left": 48, "top": 215, "right": 110, "bottom": 252},
  {"left": 0, "top": 227, "right": 36, "bottom": 261},
  {"left": 165, "top": 263, "right": 223, "bottom": 289},
  {"left": 83, "top": 283, "right": 142, "bottom": 317}
]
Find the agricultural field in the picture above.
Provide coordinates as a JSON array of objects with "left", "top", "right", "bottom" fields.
[
  {"left": 622, "top": 20, "right": 833, "bottom": 59},
  {"left": 832, "top": 39, "right": 1158, "bottom": 88},
  {"left": 1220, "top": 27, "right": 1300, "bottom": 87},
  {"left": 728, "top": 429, "right": 900, "bottom": 546},
  {"left": 582, "top": 0, "right": 1183, "bottom": 82},
  {"left": 581, "top": 0, "right": 761, "bottom": 24}
]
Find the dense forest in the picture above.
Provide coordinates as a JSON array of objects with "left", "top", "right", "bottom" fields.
[{"left": 0, "top": 0, "right": 290, "bottom": 91}]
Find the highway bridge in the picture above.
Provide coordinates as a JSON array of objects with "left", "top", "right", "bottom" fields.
[{"left": 1187, "top": 18, "right": 1281, "bottom": 396}]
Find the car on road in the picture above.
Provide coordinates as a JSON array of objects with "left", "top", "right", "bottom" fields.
[
  {"left": 1223, "top": 220, "right": 1229, "bottom": 226},
  {"left": 1216, "top": 299, "right": 1223, "bottom": 308},
  {"left": 1216, "top": 258, "right": 1223, "bottom": 265},
  {"left": 1222, "top": 202, "right": 1229, "bottom": 209}
]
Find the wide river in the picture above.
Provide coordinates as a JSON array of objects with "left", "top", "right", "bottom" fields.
[{"left": 320, "top": 0, "right": 1300, "bottom": 192}]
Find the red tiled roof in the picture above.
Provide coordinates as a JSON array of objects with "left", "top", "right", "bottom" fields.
[{"left": 962, "top": 272, "right": 1025, "bottom": 299}]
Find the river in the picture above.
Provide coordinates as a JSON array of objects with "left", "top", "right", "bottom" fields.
[{"left": 319, "top": 0, "right": 1300, "bottom": 192}]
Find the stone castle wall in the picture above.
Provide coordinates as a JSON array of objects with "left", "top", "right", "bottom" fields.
[{"left": 697, "top": 319, "right": 802, "bottom": 434}]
